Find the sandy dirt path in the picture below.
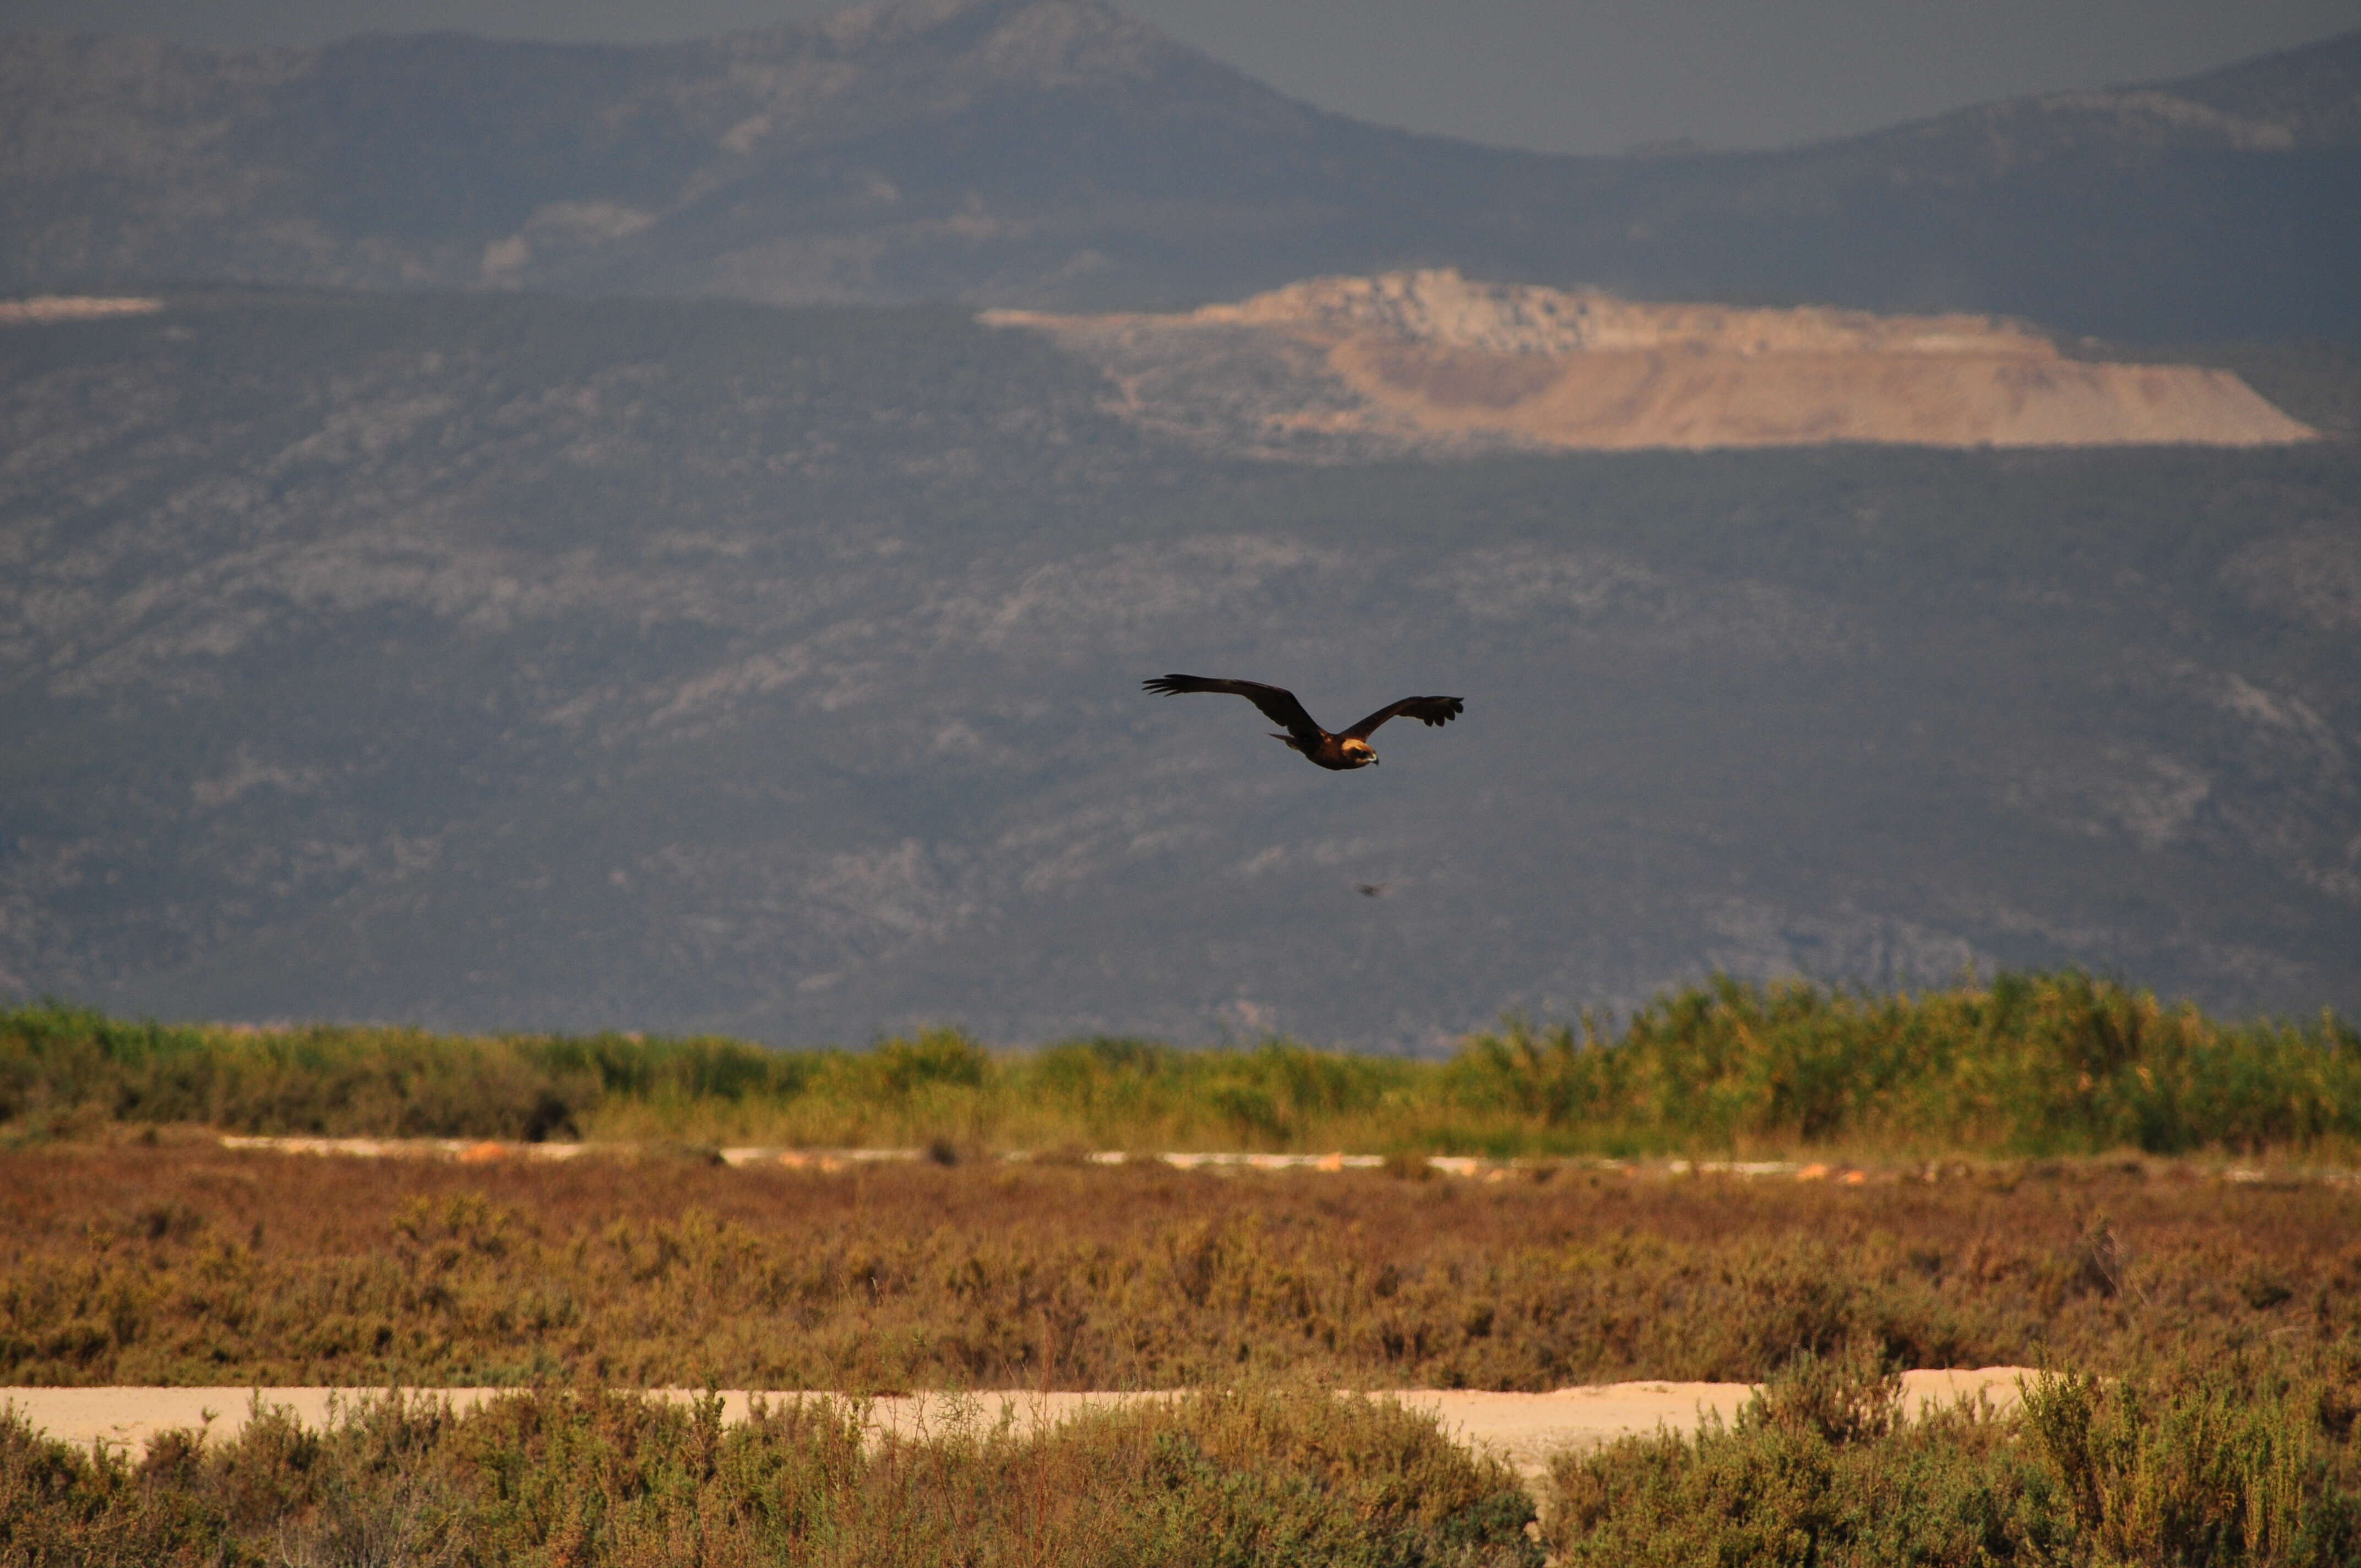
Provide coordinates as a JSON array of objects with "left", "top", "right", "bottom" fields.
[{"left": 7, "top": 1370, "right": 2033, "bottom": 1485}]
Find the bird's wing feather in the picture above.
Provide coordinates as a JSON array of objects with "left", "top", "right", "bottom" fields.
[
  {"left": 1341, "top": 695, "right": 1464, "bottom": 739},
  {"left": 1143, "top": 674, "right": 1324, "bottom": 741}
]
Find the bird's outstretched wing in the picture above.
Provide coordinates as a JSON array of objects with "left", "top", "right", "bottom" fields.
[
  {"left": 1143, "top": 674, "right": 1324, "bottom": 743},
  {"left": 1340, "top": 695, "right": 1464, "bottom": 739}
]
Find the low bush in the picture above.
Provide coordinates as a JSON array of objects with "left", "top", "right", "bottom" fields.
[
  {"left": 0, "top": 1385, "right": 1538, "bottom": 1567},
  {"left": 1543, "top": 1351, "right": 2361, "bottom": 1566},
  {"left": 4, "top": 1142, "right": 2358, "bottom": 1391}
]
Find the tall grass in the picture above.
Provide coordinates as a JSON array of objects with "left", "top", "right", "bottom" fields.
[
  {"left": 1445, "top": 972, "right": 2361, "bottom": 1158},
  {"left": 6, "top": 973, "right": 2357, "bottom": 1158}
]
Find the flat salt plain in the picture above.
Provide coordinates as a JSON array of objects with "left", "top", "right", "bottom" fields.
[{"left": 7, "top": 1371, "right": 2032, "bottom": 1487}]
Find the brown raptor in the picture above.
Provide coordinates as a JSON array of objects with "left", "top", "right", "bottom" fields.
[{"left": 1143, "top": 674, "right": 1464, "bottom": 771}]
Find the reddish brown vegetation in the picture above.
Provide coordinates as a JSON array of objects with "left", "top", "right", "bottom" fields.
[{"left": 4, "top": 1139, "right": 2356, "bottom": 1392}]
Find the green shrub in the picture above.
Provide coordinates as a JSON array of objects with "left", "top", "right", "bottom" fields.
[
  {"left": 1544, "top": 1356, "right": 2361, "bottom": 1566},
  {"left": 0, "top": 1386, "right": 1539, "bottom": 1567}
]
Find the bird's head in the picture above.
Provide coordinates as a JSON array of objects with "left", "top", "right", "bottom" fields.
[{"left": 1342, "top": 739, "right": 1378, "bottom": 767}]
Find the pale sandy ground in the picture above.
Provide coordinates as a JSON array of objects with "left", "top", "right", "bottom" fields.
[
  {"left": 212, "top": 1134, "right": 2354, "bottom": 1188},
  {"left": 6, "top": 1370, "right": 2032, "bottom": 1488}
]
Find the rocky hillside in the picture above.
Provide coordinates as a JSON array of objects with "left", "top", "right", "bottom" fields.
[
  {"left": 992, "top": 271, "right": 2319, "bottom": 456},
  {"left": 3, "top": 1, "right": 2356, "bottom": 339},
  {"left": 3, "top": 291, "right": 2356, "bottom": 1042}
]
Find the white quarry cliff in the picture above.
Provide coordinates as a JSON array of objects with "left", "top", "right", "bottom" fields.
[{"left": 991, "top": 271, "right": 2319, "bottom": 454}]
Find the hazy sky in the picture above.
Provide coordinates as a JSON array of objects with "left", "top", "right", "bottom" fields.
[{"left": 12, "top": 0, "right": 2357, "bottom": 155}]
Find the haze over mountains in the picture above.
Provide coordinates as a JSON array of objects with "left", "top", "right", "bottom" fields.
[
  {"left": 4, "top": 291, "right": 2357, "bottom": 1043},
  {"left": 6, "top": 0, "right": 2358, "bottom": 339},
  {"left": 3, "top": 2, "right": 2359, "bottom": 1045}
]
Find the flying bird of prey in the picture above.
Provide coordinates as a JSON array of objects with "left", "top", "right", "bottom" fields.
[{"left": 1143, "top": 674, "right": 1464, "bottom": 771}]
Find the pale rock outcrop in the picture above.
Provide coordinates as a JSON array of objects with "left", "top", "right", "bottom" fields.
[{"left": 990, "top": 270, "right": 2317, "bottom": 456}]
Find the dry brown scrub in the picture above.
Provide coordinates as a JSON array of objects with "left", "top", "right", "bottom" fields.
[{"left": 4, "top": 1139, "right": 2357, "bottom": 1392}]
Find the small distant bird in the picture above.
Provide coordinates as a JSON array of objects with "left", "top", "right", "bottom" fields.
[
  {"left": 1143, "top": 674, "right": 1464, "bottom": 771},
  {"left": 1356, "top": 883, "right": 1389, "bottom": 897}
]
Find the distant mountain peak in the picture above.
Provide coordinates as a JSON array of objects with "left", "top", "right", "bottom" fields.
[
  {"left": 2161, "top": 24, "right": 2361, "bottom": 145},
  {"left": 1880, "top": 25, "right": 2361, "bottom": 157},
  {"left": 959, "top": 0, "right": 1178, "bottom": 83},
  {"left": 717, "top": 0, "right": 1184, "bottom": 83},
  {"left": 2022, "top": 88, "right": 2301, "bottom": 151},
  {"left": 1, "top": 15, "right": 2352, "bottom": 336}
]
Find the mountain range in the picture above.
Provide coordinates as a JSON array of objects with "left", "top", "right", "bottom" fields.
[
  {"left": 3, "top": 3, "right": 2358, "bottom": 1044},
  {"left": 6, "top": 0, "right": 2358, "bottom": 340},
  {"left": 3, "top": 290, "right": 2356, "bottom": 1044}
]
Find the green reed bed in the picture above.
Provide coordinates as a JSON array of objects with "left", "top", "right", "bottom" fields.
[
  {"left": 1443, "top": 973, "right": 2361, "bottom": 1159},
  {"left": 4, "top": 973, "right": 2357, "bottom": 1159}
]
